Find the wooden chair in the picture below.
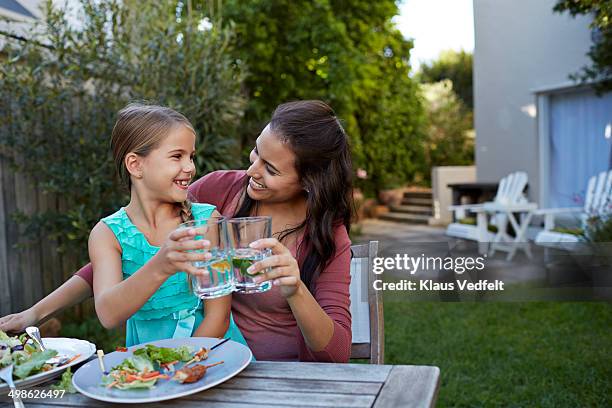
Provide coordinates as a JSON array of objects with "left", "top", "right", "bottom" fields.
[
  {"left": 349, "top": 241, "right": 384, "bottom": 364},
  {"left": 446, "top": 171, "right": 530, "bottom": 255}
]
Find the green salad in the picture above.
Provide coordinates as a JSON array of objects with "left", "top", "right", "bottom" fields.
[
  {"left": 102, "top": 345, "right": 195, "bottom": 390},
  {"left": 0, "top": 330, "right": 58, "bottom": 380}
]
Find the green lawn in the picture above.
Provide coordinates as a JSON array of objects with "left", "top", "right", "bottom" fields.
[
  {"left": 59, "top": 300, "right": 611, "bottom": 406},
  {"left": 384, "top": 300, "right": 611, "bottom": 407}
]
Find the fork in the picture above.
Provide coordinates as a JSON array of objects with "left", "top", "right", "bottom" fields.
[
  {"left": 26, "top": 326, "right": 70, "bottom": 366},
  {"left": 0, "top": 364, "right": 26, "bottom": 408}
]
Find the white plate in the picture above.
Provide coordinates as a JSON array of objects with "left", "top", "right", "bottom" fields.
[
  {"left": 72, "top": 337, "right": 252, "bottom": 404},
  {"left": 0, "top": 337, "right": 96, "bottom": 392}
]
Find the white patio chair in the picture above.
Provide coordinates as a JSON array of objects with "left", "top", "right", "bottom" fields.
[
  {"left": 535, "top": 170, "right": 612, "bottom": 246},
  {"left": 446, "top": 172, "right": 530, "bottom": 253}
]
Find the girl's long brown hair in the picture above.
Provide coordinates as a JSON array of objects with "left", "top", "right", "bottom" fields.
[
  {"left": 111, "top": 103, "right": 195, "bottom": 222},
  {"left": 234, "top": 100, "right": 354, "bottom": 291}
]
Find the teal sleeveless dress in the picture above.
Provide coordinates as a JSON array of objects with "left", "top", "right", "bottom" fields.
[{"left": 101, "top": 203, "right": 248, "bottom": 348}]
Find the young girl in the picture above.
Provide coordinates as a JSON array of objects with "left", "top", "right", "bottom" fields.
[
  {"left": 89, "top": 103, "right": 245, "bottom": 347},
  {"left": 2, "top": 100, "right": 352, "bottom": 362}
]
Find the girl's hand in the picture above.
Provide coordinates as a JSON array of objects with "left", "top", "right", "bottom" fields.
[
  {"left": 155, "top": 227, "right": 212, "bottom": 277},
  {"left": 0, "top": 308, "right": 38, "bottom": 333},
  {"left": 247, "top": 238, "right": 302, "bottom": 298}
]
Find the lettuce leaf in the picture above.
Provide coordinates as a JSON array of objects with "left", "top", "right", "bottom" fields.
[
  {"left": 111, "top": 358, "right": 136, "bottom": 372},
  {"left": 101, "top": 372, "right": 158, "bottom": 390},
  {"left": 131, "top": 355, "right": 154, "bottom": 372},
  {"left": 101, "top": 373, "right": 118, "bottom": 387},
  {"left": 111, "top": 355, "right": 154, "bottom": 373},
  {"left": 51, "top": 367, "right": 76, "bottom": 393},
  {"left": 0, "top": 330, "right": 22, "bottom": 348},
  {"left": 133, "top": 345, "right": 192, "bottom": 365},
  {"left": 0, "top": 349, "right": 12, "bottom": 368},
  {"left": 11, "top": 350, "right": 29, "bottom": 365},
  {"left": 13, "top": 349, "right": 57, "bottom": 379},
  {"left": 114, "top": 378, "right": 157, "bottom": 390}
]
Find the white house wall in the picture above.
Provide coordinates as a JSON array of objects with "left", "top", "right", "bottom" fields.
[
  {"left": 0, "top": 0, "right": 43, "bottom": 50},
  {"left": 473, "top": 0, "right": 592, "bottom": 202}
]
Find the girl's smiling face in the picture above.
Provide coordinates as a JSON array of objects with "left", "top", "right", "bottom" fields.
[
  {"left": 246, "top": 124, "right": 303, "bottom": 204},
  {"left": 136, "top": 125, "right": 196, "bottom": 203}
]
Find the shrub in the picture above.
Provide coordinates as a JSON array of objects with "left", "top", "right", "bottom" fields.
[
  {"left": 421, "top": 80, "right": 474, "bottom": 171},
  {"left": 584, "top": 215, "right": 612, "bottom": 243},
  {"left": 0, "top": 0, "right": 245, "bottom": 264}
]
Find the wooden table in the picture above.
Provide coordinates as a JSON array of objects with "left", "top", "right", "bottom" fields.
[{"left": 1, "top": 361, "right": 440, "bottom": 408}]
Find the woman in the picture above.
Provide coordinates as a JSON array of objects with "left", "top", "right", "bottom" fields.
[{"left": 0, "top": 100, "right": 354, "bottom": 362}]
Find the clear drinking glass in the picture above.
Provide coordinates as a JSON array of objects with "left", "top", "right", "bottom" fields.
[
  {"left": 228, "top": 216, "right": 273, "bottom": 294},
  {"left": 178, "top": 216, "right": 234, "bottom": 299}
]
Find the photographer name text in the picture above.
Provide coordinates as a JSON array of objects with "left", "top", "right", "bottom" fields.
[{"left": 373, "top": 279, "right": 504, "bottom": 291}]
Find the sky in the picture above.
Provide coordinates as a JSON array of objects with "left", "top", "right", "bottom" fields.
[{"left": 394, "top": 0, "right": 474, "bottom": 70}]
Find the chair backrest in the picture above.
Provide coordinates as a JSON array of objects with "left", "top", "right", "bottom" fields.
[
  {"left": 600, "top": 170, "right": 612, "bottom": 214},
  {"left": 349, "top": 241, "right": 384, "bottom": 364},
  {"left": 493, "top": 171, "right": 528, "bottom": 205},
  {"left": 585, "top": 170, "right": 612, "bottom": 215}
]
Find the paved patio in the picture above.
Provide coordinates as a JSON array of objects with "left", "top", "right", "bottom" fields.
[
  {"left": 352, "top": 219, "right": 601, "bottom": 300},
  {"left": 353, "top": 219, "right": 548, "bottom": 283}
]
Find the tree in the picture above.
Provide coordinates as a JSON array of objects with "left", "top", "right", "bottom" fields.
[
  {"left": 421, "top": 80, "right": 474, "bottom": 168},
  {"left": 418, "top": 50, "right": 474, "bottom": 176},
  {"left": 554, "top": 0, "right": 612, "bottom": 93},
  {"left": 200, "top": 0, "right": 427, "bottom": 194},
  {"left": 0, "top": 0, "right": 245, "bottom": 262},
  {"left": 419, "top": 50, "right": 473, "bottom": 110}
]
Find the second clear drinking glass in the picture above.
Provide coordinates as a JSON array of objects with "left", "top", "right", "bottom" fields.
[
  {"left": 228, "top": 216, "right": 273, "bottom": 294},
  {"left": 179, "top": 216, "right": 234, "bottom": 299}
]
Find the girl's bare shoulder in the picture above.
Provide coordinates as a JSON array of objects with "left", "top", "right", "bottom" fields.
[{"left": 88, "top": 221, "right": 121, "bottom": 251}]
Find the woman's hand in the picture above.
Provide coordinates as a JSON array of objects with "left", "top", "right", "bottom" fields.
[
  {"left": 247, "top": 238, "right": 303, "bottom": 298},
  {"left": 154, "top": 227, "right": 212, "bottom": 277},
  {"left": 0, "top": 308, "right": 38, "bottom": 333}
]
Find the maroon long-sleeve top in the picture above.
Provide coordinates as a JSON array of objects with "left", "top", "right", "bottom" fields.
[{"left": 76, "top": 170, "right": 352, "bottom": 362}]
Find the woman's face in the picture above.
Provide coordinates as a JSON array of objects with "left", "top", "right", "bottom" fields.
[{"left": 246, "top": 124, "right": 303, "bottom": 204}]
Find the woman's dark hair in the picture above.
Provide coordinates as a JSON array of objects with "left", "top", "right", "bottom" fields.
[{"left": 235, "top": 100, "right": 354, "bottom": 291}]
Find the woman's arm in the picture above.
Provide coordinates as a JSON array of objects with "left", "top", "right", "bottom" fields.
[
  {"left": 295, "top": 242, "right": 352, "bottom": 362},
  {"left": 0, "top": 275, "right": 92, "bottom": 333},
  {"left": 286, "top": 282, "right": 336, "bottom": 352},
  {"left": 247, "top": 237, "right": 352, "bottom": 359},
  {"left": 192, "top": 296, "right": 231, "bottom": 338},
  {"left": 91, "top": 222, "right": 212, "bottom": 328},
  {"left": 74, "top": 263, "right": 94, "bottom": 288}
]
